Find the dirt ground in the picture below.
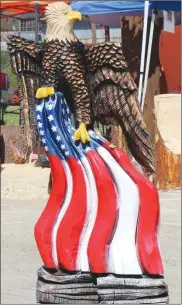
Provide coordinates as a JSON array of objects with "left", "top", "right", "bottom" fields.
[{"left": 1, "top": 164, "right": 181, "bottom": 304}]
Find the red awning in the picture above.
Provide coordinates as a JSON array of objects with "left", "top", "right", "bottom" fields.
[{"left": 0, "top": 1, "right": 72, "bottom": 19}]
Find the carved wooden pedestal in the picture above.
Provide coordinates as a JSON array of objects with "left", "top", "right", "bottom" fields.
[
  {"left": 97, "top": 275, "right": 169, "bottom": 304},
  {"left": 36, "top": 267, "right": 98, "bottom": 304},
  {"left": 36, "top": 268, "right": 169, "bottom": 304}
]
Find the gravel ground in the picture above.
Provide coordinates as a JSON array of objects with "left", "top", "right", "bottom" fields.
[{"left": 1, "top": 164, "right": 181, "bottom": 304}]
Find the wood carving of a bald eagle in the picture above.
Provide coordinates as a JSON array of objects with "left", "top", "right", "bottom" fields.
[{"left": 7, "top": 1, "right": 154, "bottom": 173}]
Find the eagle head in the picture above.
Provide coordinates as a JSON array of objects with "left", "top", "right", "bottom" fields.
[{"left": 45, "top": 1, "right": 82, "bottom": 43}]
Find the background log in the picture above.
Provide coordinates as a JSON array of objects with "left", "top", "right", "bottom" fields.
[
  {"left": 116, "top": 16, "right": 163, "bottom": 167},
  {"left": 0, "top": 125, "right": 26, "bottom": 164},
  {"left": 154, "top": 94, "right": 181, "bottom": 190}
]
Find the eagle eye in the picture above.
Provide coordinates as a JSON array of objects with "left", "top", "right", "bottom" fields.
[{"left": 63, "top": 11, "right": 68, "bottom": 15}]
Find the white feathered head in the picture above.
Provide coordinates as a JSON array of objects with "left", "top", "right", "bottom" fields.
[{"left": 44, "top": 1, "right": 82, "bottom": 42}]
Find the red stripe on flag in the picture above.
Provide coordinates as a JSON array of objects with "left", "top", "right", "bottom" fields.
[
  {"left": 34, "top": 155, "right": 67, "bottom": 269},
  {"left": 103, "top": 141, "right": 163, "bottom": 275},
  {"left": 56, "top": 157, "right": 87, "bottom": 271},
  {"left": 86, "top": 150, "right": 118, "bottom": 273}
]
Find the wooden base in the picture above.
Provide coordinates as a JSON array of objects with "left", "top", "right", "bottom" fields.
[
  {"left": 36, "top": 267, "right": 98, "bottom": 304},
  {"left": 97, "top": 275, "right": 169, "bottom": 304},
  {"left": 36, "top": 267, "right": 169, "bottom": 304}
]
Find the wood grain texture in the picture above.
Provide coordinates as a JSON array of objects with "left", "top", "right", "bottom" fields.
[
  {"left": 37, "top": 292, "right": 98, "bottom": 304},
  {"left": 119, "top": 16, "right": 163, "bottom": 177},
  {"left": 36, "top": 267, "right": 98, "bottom": 304},
  {"left": 97, "top": 276, "right": 167, "bottom": 288},
  {"left": 36, "top": 268, "right": 169, "bottom": 304},
  {"left": 97, "top": 275, "right": 169, "bottom": 304},
  {"left": 37, "top": 267, "right": 93, "bottom": 284},
  {"left": 155, "top": 129, "right": 181, "bottom": 190},
  {"left": 100, "top": 297, "right": 169, "bottom": 304},
  {"left": 111, "top": 126, "right": 131, "bottom": 158}
]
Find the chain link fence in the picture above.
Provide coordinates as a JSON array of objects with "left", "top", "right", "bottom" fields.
[
  {"left": 1, "top": 20, "right": 121, "bottom": 140},
  {"left": 74, "top": 21, "right": 121, "bottom": 45}
]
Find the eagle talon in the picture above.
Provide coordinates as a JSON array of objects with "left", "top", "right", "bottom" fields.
[
  {"left": 74, "top": 123, "right": 90, "bottom": 144},
  {"left": 36, "top": 86, "right": 55, "bottom": 99}
]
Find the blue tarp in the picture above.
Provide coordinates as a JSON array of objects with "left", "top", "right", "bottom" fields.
[
  {"left": 71, "top": 1, "right": 148, "bottom": 15},
  {"left": 151, "top": 1, "right": 181, "bottom": 11},
  {"left": 71, "top": 1, "right": 181, "bottom": 26},
  {"left": 71, "top": 1, "right": 181, "bottom": 14}
]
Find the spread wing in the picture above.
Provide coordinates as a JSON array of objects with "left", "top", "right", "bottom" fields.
[
  {"left": 7, "top": 35, "right": 42, "bottom": 158},
  {"left": 86, "top": 42, "right": 154, "bottom": 173}
]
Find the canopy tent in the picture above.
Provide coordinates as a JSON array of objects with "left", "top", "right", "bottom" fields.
[
  {"left": 1, "top": 1, "right": 181, "bottom": 23},
  {"left": 71, "top": 1, "right": 181, "bottom": 27},
  {"left": 71, "top": 1, "right": 181, "bottom": 108},
  {"left": 1, "top": 0, "right": 181, "bottom": 165},
  {"left": 0, "top": 0, "right": 71, "bottom": 19},
  {"left": 1, "top": 0, "right": 181, "bottom": 106}
]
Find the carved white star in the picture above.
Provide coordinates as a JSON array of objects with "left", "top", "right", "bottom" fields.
[
  {"left": 47, "top": 104, "right": 53, "bottom": 110},
  {"left": 56, "top": 135, "right": 61, "bottom": 142},
  {"left": 51, "top": 125, "right": 57, "bottom": 132},
  {"left": 62, "top": 109, "right": 65, "bottom": 115},
  {"left": 48, "top": 115, "right": 54, "bottom": 122},
  {"left": 36, "top": 105, "right": 42, "bottom": 112},
  {"left": 38, "top": 122, "right": 43, "bottom": 128},
  {"left": 61, "top": 144, "right": 65, "bottom": 150},
  {"left": 36, "top": 114, "right": 41, "bottom": 120},
  {"left": 45, "top": 146, "right": 49, "bottom": 151},
  {"left": 42, "top": 138, "right": 46, "bottom": 144},
  {"left": 65, "top": 151, "right": 69, "bottom": 156},
  {"left": 67, "top": 108, "right": 70, "bottom": 114},
  {"left": 40, "top": 130, "right": 45, "bottom": 136}
]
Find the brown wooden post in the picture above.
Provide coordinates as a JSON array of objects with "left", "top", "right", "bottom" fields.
[
  {"left": 91, "top": 23, "right": 96, "bottom": 44},
  {"left": 104, "top": 26, "right": 110, "bottom": 42}
]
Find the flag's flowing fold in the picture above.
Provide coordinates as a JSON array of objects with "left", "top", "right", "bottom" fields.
[{"left": 34, "top": 92, "right": 163, "bottom": 275}]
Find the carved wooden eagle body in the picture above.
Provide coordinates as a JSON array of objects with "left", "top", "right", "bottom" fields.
[
  {"left": 41, "top": 39, "right": 92, "bottom": 125},
  {"left": 7, "top": 1, "right": 154, "bottom": 173}
]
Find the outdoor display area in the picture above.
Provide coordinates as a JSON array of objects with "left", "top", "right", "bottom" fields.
[
  {"left": 1, "top": 1, "right": 181, "bottom": 305},
  {"left": 0, "top": 0, "right": 181, "bottom": 189}
]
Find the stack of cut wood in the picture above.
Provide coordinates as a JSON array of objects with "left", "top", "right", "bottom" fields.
[
  {"left": 97, "top": 275, "right": 169, "bottom": 304},
  {"left": 154, "top": 94, "right": 181, "bottom": 190},
  {"left": 36, "top": 267, "right": 98, "bottom": 304}
]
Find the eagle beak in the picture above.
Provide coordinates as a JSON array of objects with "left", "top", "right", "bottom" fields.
[{"left": 67, "top": 11, "right": 82, "bottom": 22}]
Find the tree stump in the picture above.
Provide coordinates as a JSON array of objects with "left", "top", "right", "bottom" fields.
[
  {"left": 113, "top": 16, "right": 164, "bottom": 173},
  {"left": 154, "top": 94, "right": 181, "bottom": 190}
]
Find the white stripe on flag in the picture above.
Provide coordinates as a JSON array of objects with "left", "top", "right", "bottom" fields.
[
  {"left": 76, "top": 156, "right": 98, "bottom": 272},
  {"left": 51, "top": 160, "right": 73, "bottom": 268},
  {"left": 97, "top": 147, "right": 142, "bottom": 275}
]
